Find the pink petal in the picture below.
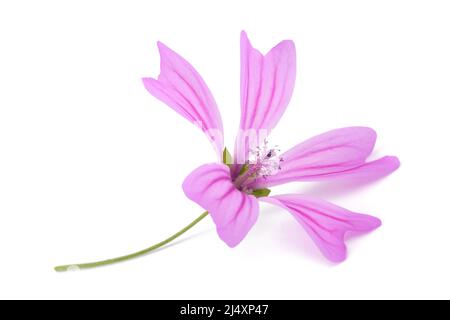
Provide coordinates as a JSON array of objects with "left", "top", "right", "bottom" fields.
[
  {"left": 143, "top": 42, "right": 224, "bottom": 157},
  {"left": 235, "top": 31, "right": 296, "bottom": 163},
  {"left": 253, "top": 127, "right": 399, "bottom": 187},
  {"left": 182, "top": 163, "right": 259, "bottom": 247},
  {"left": 260, "top": 195, "right": 381, "bottom": 262}
]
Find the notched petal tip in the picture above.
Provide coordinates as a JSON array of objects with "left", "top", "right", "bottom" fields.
[
  {"left": 143, "top": 38, "right": 224, "bottom": 158},
  {"left": 240, "top": 30, "right": 296, "bottom": 58},
  {"left": 260, "top": 195, "right": 382, "bottom": 263},
  {"left": 236, "top": 31, "right": 298, "bottom": 162}
]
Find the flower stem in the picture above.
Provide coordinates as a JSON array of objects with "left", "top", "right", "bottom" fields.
[{"left": 54, "top": 211, "right": 209, "bottom": 272}]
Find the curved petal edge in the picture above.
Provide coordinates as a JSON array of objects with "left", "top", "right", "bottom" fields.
[
  {"left": 143, "top": 42, "right": 224, "bottom": 158},
  {"left": 260, "top": 194, "right": 381, "bottom": 262},
  {"left": 182, "top": 163, "right": 259, "bottom": 247}
]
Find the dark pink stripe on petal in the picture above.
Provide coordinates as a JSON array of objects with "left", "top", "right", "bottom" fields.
[
  {"left": 260, "top": 195, "right": 381, "bottom": 262},
  {"left": 253, "top": 127, "right": 400, "bottom": 188},
  {"left": 182, "top": 163, "right": 259, "bottom": 248},
  {"left": 235, "top": 31, "right": 296, "bottom": 161},
  {"left": 143, "top": 41, "right": 224, "bottom": 159}
]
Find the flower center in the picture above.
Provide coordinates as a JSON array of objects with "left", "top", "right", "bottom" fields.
[
  {"left": 233, "top": 140, "right": 283, "bottom": 194},
  {"left": 248, "top": 141, "right": 283, "bottom": 177}
]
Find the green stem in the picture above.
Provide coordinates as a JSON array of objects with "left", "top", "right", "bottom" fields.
[{"left": 54, "top": 211, "right": 209, "bottom": 272}]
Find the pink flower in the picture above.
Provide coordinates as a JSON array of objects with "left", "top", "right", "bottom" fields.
[
  {"left": 54, "top": 31, "right": 401, "bottom": 272},
  {"left": 143, "top": 31, "right": 399, "bottom": 263}
]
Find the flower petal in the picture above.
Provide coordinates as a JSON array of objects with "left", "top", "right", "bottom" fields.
[
  {"left": 182, "top": 163, "right": 259, "bottom": 247},
  {"left": 143, "top": 42, "right": 224, "bottom": 157},
  {"left": 235, "top": 31, "right": 296, "bottom": 163},
  {"left": 260, "top": 194, "right": 381, "bottom": 262},
  {"left": 253, "top": 127, "right": 399, "bottom": 187}
]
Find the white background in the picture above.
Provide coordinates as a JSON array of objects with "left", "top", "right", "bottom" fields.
[{"left": 1, "top": 0, "right": 449, "bottom": 299}]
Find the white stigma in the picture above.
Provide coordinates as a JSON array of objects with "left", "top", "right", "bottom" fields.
[{"left": 248, "top": 140, "right": 283, "bottom": 178}]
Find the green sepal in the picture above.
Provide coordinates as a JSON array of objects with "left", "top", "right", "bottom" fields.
[
  {"left": 222, "top": 148, "right": 233, "bottom": 168},
  {"left": 251, "top": 188, "right": 271, "bottom": 198},
  {"left": 238, "top": 163, "right": 249, "bottom": 176}
]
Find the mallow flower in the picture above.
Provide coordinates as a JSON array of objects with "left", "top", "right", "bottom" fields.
[{"left": 55, "top": 31, "right": 399, "bottom": 271}]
